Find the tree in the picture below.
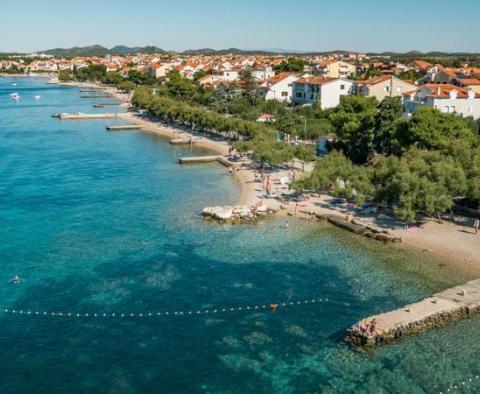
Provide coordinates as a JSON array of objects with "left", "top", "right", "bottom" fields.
[
  {"left": 373, "top": 97, "right": 403, "bottom": 155},
  {"left": 274, "top": 57, "right": 306, "bottom": 73},
  {"left": 329, "top": 95, "right": 378, "bottom": 164},
  {"left": 294, "top": 145, "right": 316, "bottom": 171},
  {"left": 58, "top": 70, "right": 72, "bottom": 81},
  {"left": 165, "top": 70, "right": 196, "bottom": 102},
  {"left": 294, "top": 150, "right": 373, "bottom": 205},
  {"left": 117, "top": 80, "right": 135, "bottom": 92},
  {"left": 104, "top": 71, "right": 125, "bottom": 86},
  {"left": 373, "top": 148, "right": 468, "bottom": 222},
  {"left": 239, "top": 67, "right": 260, "bottom": 106},
  {"left": 407, "top": 106, "right": 477, "bottom": 167}
]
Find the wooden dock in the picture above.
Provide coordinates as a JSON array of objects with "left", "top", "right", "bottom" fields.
[
  {"left": 106, "top": 125, "right": 142, "bottom": 131},
  {"left": 346, "top": 278, "right": 480, "bottom": 346},
  {"left": 57, "top": 113, "right": 125, "bottom": 120}
]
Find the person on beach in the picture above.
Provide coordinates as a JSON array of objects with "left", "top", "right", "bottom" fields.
[
  {"left": 284, "top": 221, "right": 289, "bottom": 229},
  {"left": 474, "top": 218, "right": 479, "bottom": 234},
  {"left": 294, "top": 203, "right": 299, "bottom": 217}
]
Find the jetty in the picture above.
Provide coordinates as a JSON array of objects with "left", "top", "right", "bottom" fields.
[
  {"left": 170, "top": 137, "right": 198, "bottom": 145},
  {"left": 106, "top": 125, "right": 142, "bottom": 131},
  {"left": 56, "top": 113, "right": 125, "bottom": 120},
  {"left": 81, "top": 95, "right": 112, "bottom": 99},
  {"left": 179, "top": 155, "right": 220, "bottom": 164},
  {"left": 80, "top": 89, "right": 107, "bottom": 92},
  {"left": 346, "top": 279, "right": 480, "bottom": 346}
]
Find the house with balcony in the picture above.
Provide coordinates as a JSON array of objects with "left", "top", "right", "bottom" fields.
[
  {"left": 292, "top": 77, "right": 354, "bottom": 109},
  {"left": 315, "top": 60, "right": 356, "bottom": 78},
  {"left": 355, "top": 75, "right": 417, "bottom": 101},
  {"left": 403, "top": 84, "right": 480, "bottom": 119},
  {"left": 419, "top": 65, "right": 480, "bottom": 94},
  {"left": 260, "top": 72, "right": 299, "bottom": 102}
]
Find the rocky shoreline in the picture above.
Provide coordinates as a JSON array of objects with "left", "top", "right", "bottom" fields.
[{"left": 202, "top": 204, "right": 275, "bottom": 223}]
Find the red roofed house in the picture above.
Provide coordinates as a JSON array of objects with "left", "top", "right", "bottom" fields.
[
  {"left": 355, "top": 75, "right": 417, "bottom": 101},
  {"left": 260, "top": 72, "right": 299, "bottom": 102},
  {"left": 403, "top": 84, "right": 480, "bottom": 119},
  {"left": 292, "top": 77, "right": 354, "bottom": 109}
]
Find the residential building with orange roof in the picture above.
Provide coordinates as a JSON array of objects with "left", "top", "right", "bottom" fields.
[
  {"left": 260, "top": 72, "right": 300, "bottom": 102},
  {"left": 292, "top": 77, "right": 354, "bottom": 109},
  {"left": 403, "top": 84, "right": 480, "bottom": 119},
  {"left": 315, "top": 60, "right": 356, "bottom": 78},
  {"left": 420, "top": 65, "right": 480, "bottom": 93},
  {"left": 356, "top": 75, "right": 417, "bottom": 101}
]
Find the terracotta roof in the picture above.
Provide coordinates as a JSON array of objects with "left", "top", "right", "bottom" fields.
[
  {"left": 262, "top": 72, "right": 298, "bottom": 85},
  {"left": 295, "top": 76, "right": 338, "bottom": 85},
  {"left": 404, "top": 83, "right": 480, "bottom": 99}
]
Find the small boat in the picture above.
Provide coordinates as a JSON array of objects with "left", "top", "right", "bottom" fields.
[
  {"left": 10, "top": 93, "right": 20, "bottom": 101},
  {"left": 12, "top": 83, "right": 17, "bottom": 86},
  {"left": 94, "top": 104, "right": 104, "bottom": 108},
  {"left": 34, "top": 95, "right": 42, "bottom": 100}
]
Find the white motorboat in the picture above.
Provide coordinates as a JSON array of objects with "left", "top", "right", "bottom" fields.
[
  {"left": 34, "top": 95, "right": 42, "bottom": 100},
  {"left": 10, "top": 93, "right": 20, "bottom": 101}
]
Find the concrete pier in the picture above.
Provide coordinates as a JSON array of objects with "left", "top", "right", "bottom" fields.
[
  {"left": 346, "top": 279, "right": 480, "bottom": 346},
  {"left": 80, "top": 89, "right": 107, "bottom": 92},
  {"left": 81, "top": 95, "right": 112, "bottom": 99},
  {"left": 178, "top": 156, "right": 237, "bottom": 167},
  {"left": 170, "top": 138, "right": 198, "bottom": 145},
  {"left": 106, "top": 125, "right": 142, "bottom": 131},
  {"left": 179, "top": 155, "right": 220, "bottom": 164},
  {"left": 57, "top": 113, "right": 125, "bottom": 120}
]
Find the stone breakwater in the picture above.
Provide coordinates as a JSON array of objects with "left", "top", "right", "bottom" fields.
[
  {"left": 202, "top": 205, "right": 273, "bottom": 222},
  {"left": 324, "top": 216, "right": 402, "bottom": 243},
  {"left": 346, "top": 279, "right": 480, "bottom": 346},
  {"left": 285, "top": 206, "right": 402, "bottom": 244}
]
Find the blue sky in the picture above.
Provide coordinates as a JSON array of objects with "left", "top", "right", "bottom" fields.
[{"left": 1, "top": 0, "right": 478, "bottom": 53}]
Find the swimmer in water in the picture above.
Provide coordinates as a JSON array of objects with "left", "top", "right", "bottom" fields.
[{"left": 10, "top": 275, "right": 21, "bottom": 284}]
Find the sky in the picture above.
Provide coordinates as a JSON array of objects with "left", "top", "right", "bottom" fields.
[{"left": 1, "top": 0, "right": 479, "bottom": 53}]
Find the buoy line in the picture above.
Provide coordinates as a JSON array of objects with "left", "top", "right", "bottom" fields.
[
  {"left": 439, "top": 374, "right": 480, "bottom": 393},
  {"left": 0, "top": 297, "right": 330, "bottom": 320}
]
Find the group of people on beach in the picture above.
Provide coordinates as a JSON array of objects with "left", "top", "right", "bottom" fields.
[
  {"left": 352, "top": 318, "right": 377, "bottom": 336},
  {"left": 255, "top": 170, "right": 274, "bottom": 198}
]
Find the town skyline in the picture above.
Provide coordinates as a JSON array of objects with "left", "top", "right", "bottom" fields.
[{"left": 1, "top": 0, "right": 479, "bottom": 53}]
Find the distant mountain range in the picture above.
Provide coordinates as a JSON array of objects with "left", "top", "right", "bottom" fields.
[
  {"left": 40, "top": 45, "right": 166, "bottom": 57},
  {"left": 31, "top": 45, "right": 480, "bottom": 58}
]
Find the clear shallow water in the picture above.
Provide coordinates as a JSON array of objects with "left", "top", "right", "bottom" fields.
[{"left": 0, "top": 77, "right": 479, "bottom": 393}]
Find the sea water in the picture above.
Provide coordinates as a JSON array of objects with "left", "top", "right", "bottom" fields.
[{"left": 0, "top": 77, "right": 479, "bottom": 394}]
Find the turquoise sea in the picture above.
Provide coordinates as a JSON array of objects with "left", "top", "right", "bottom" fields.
[{"left": 1, "top": 77, "right": 479, "bottom": 393}]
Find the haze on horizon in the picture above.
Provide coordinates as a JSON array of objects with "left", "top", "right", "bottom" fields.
[{"left": 1, "top": 0, "right": 478, "bottom": 54}]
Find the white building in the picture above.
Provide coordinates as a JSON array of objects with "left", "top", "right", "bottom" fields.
[
  {"left": 403, "top": 84, "right": 480, "bottom": 119},
  {"left": 260, "top": 72, "right": 299, "bottom": 102},
  {"left": 252, "top": 66, "right": 275, "bottom": 81},
  {"left": 219, "top": 69, "right": 239, "bottom": 82},
  {"left": 292, "top": 77, "right": 354, "bottom": 109}
]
